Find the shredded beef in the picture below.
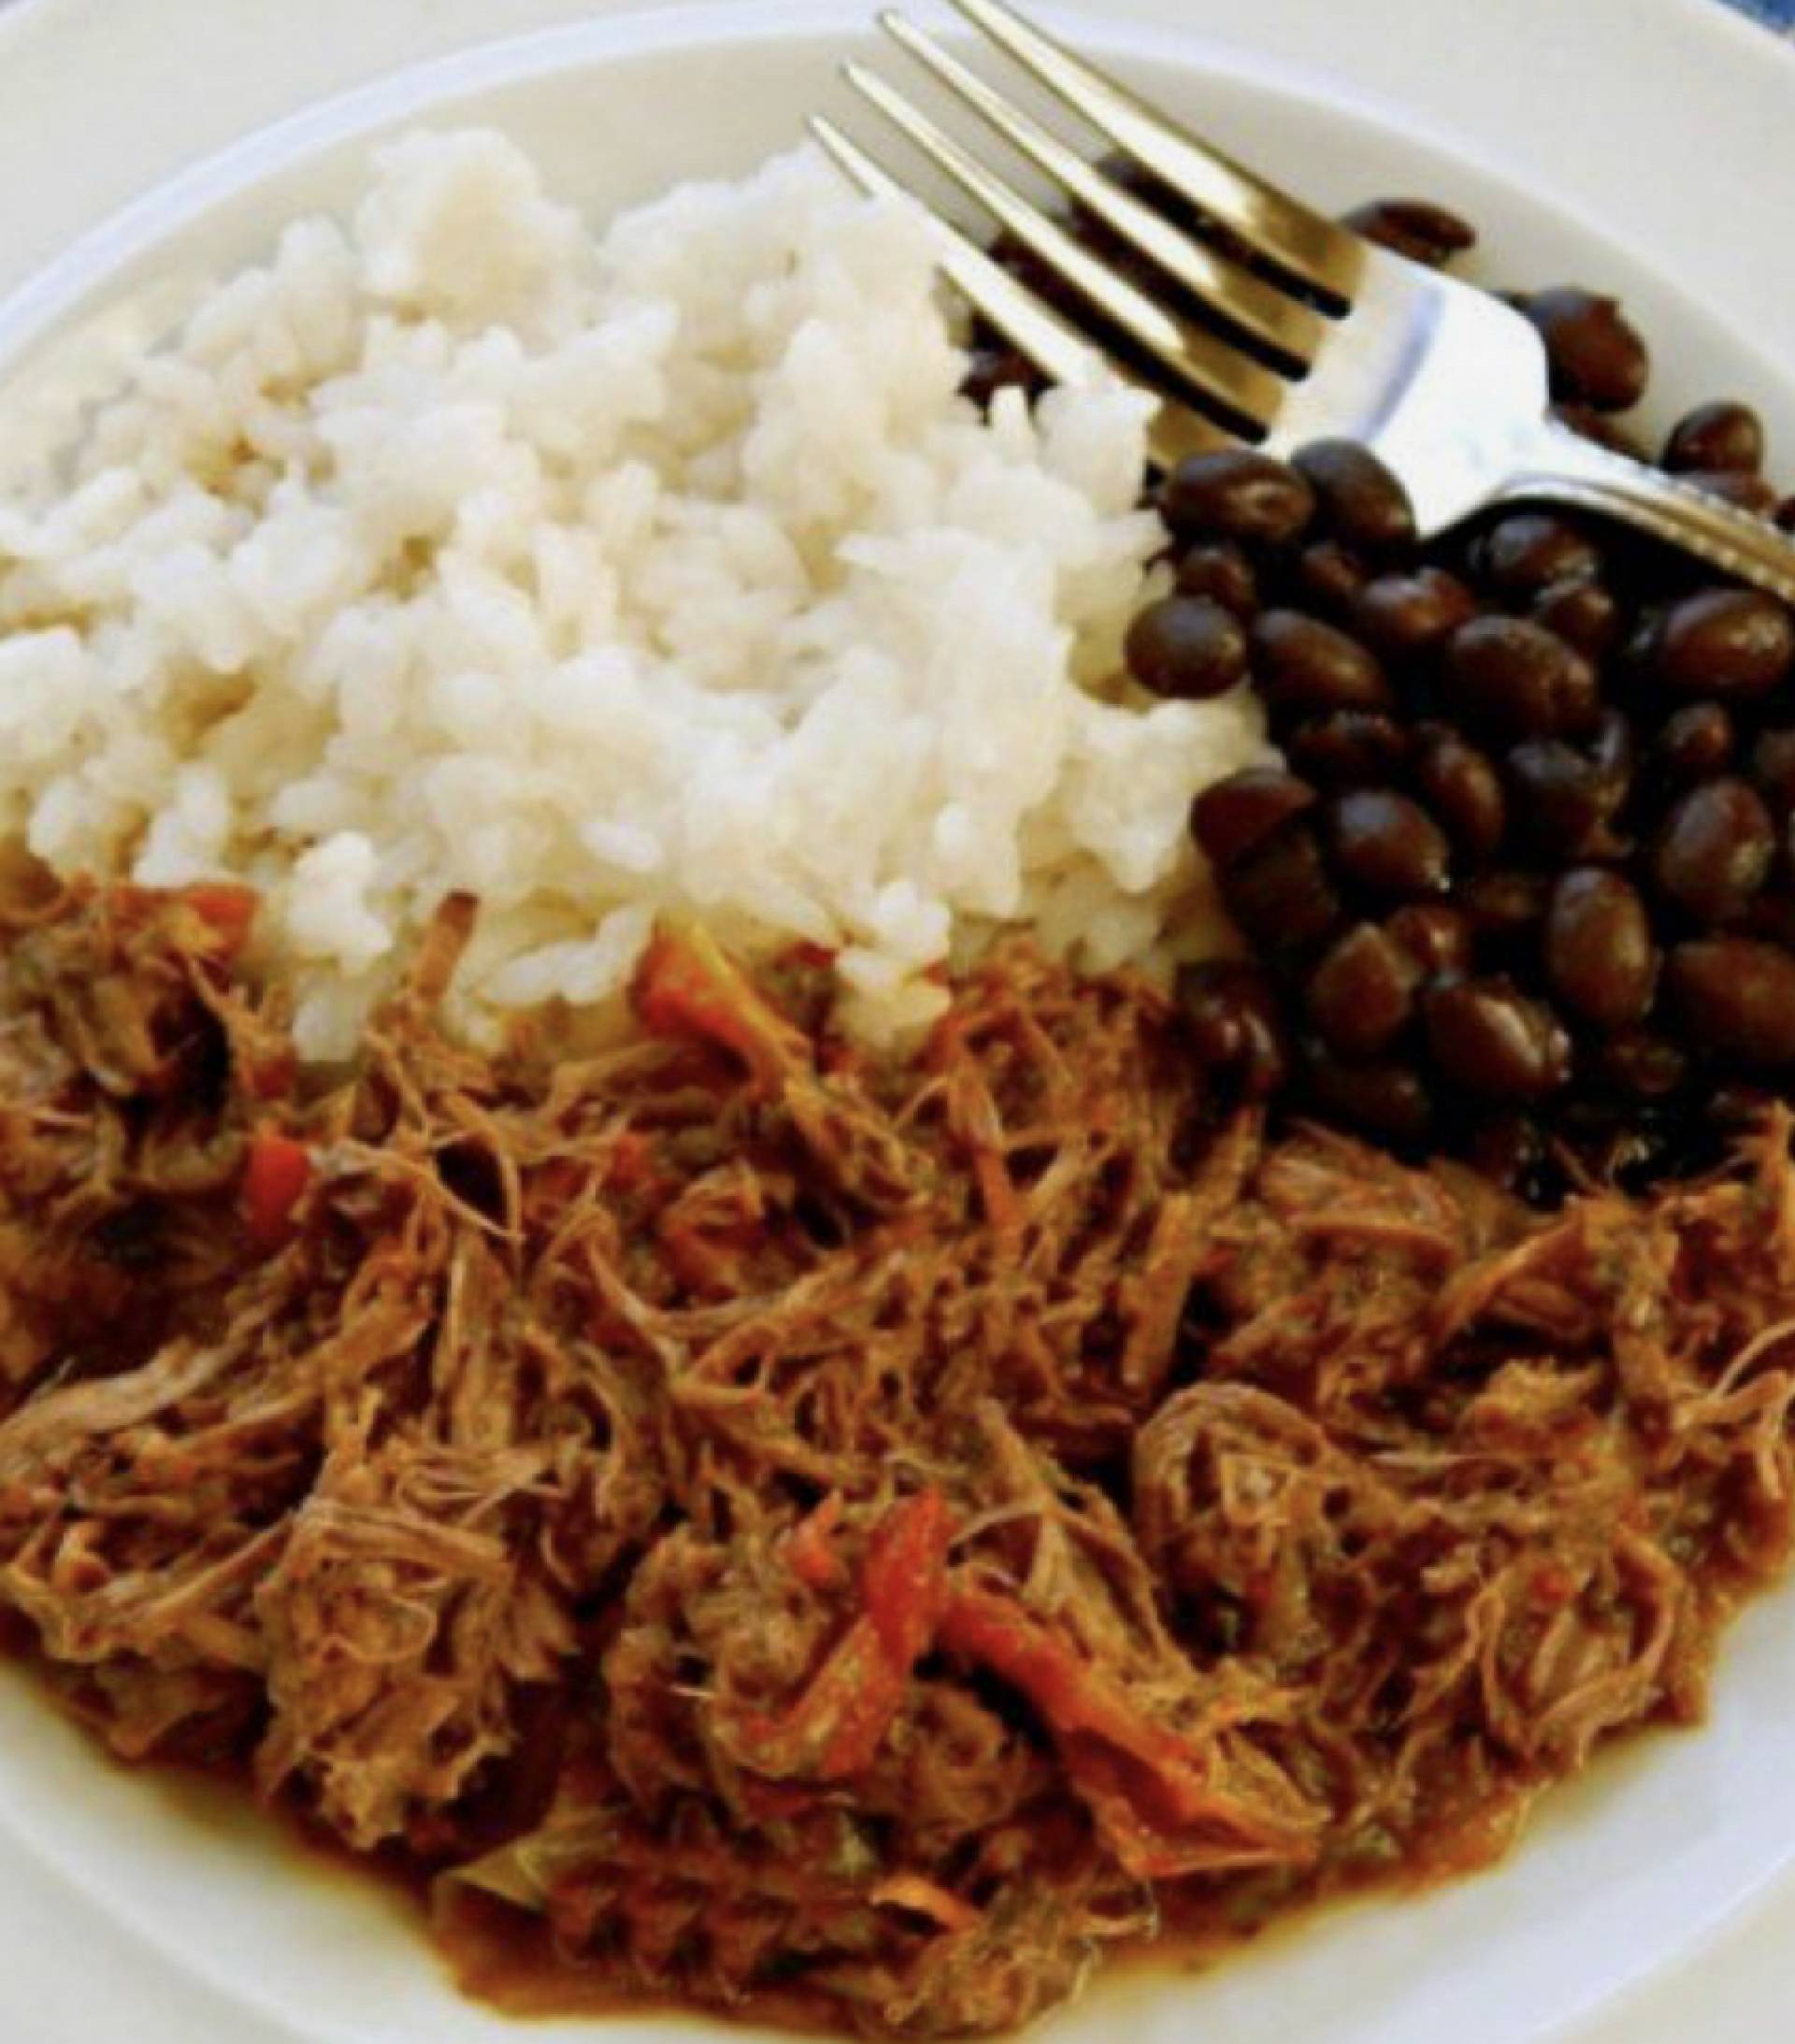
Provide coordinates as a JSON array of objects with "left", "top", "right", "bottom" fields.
[{"left": 1, "top": 882, "right": 1794, "bottom": 2037}]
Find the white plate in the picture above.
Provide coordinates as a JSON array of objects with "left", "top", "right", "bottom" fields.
[{"left": 0, "top": 4, "right": 1793, "bottom": 2042}]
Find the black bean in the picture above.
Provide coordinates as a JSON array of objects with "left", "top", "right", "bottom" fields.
[
  {"left": 1176, "top": 541, "right": 1259, "bottom": 617},
  {"left": 1591, "top": 1029, "right": 1688, "bottom": 1100},
  {"left": 1285, "top": 711, "right": 1409, "bottom": 790},
  {"left": 1459, "top": 869, "right": 1552, "bottom": 945},
  {"left": 1711, "top": 1081, "right": 1779, "bottom": 1129},
  {"left": 1746, "top": 891, "right": 1795, "bottom": 951},
  {"left": 1352, "top": 567, "right": 1477, "bottom": 659},
  {"left": 1220, "top": 822, "right": 1343, "bottom": 951},
  {"left": 1588, "top": 707, "right": 1636, "bottom": 794},
  {"left": 1471, "top": 512, "right": 1601, "bottom": 597},
  {"left": 1301, "top": 1042, "right": 1434, "bottom": 1139},
  {"left": 1183, "top": 986, "right": 1246, "bottom": 1066},
  {"left": 1279, "top": 737, "right": 1398, "bottom": 824},
  {"left": 1554, "top": 401, "right": 1646, "bottom": 457},
  {"left": 1544, "top": 869, "right": 1657, "bottom": 1029},
  {"left": 1662, "top": 401, "right": 1764, "bottom": 476},
  {"left": 1341, "top": 196, "right": 1475, "bottom": 268},
  {"left": 1163, "top": 449, "right": 1315, "bottom": 548},
  {"left": 1650, "top": 588, "right": 1795, "bottom": 701},
  {"left": 1684, "top": 469, "right": 1780, "bottom": 517},
  {"left": 1126, "top": 595, "right": 1249, "bottom": 700},
  {"left": 1650, "top": 775, "right": 1775, "bottom": 921},
  {"left": 1520, "top": 287, "right": 1649, "bottom": 411},
  {"left": 1305, "top": 922, "right": 1422, "bottom": 1057},
  {"left": 1654, "top": 702, "right": 1735, "bottom": 785},
  {"left": 1422, "top": 976, "right": 1572, "bottom": 1100},
  {"left": 1751, "top": 728, "right": 1795, "bottom": 813},
  {"left": 1190, "top": 1002, "right": 1248, "bottom": 1073},
  {"left": 1562, "top": 1109, "right": 1691, "bottom": 1188},
  {"left": 1665, "top": 938, "right": 1795, "bottom": 1063},
  {"left": 1233, "top": 999, "right": 1292, "bottom": 1097},
  {"left": 1190, "top": 768, "right": 1318, "bottom": 869},
  {"left": 1292, "top": 439, "right": 1417, "bottom": 553},
  {"left": 1324, "top": 789, "right": 1451, "bottom": 898},
  {"left": 1622, "top": 599, "right": 1675, "bottom": 682},
  {"left": 1505, "top": 739, "right": 1623, "bottom": 860},
  {"left": 1293, "top": 540, "right": 1369, "bottom": 613},
  {"left": 1469, "top": 1113, "right": 1548, "bottom": 1195},
  {"left": 1414, "top": 728, "right": 1506, "bottom": 863},
  {"left": 1529, "top": 576, "right": 1622, "bottom": 660},
  {"left": 1447, "top": 614, "right": 1600, "bottom": 740},
  {"left": 1178, "top": 959, "right": 1289, "bottom": 1095},
  {"left": 1387, "top": 902, "right": 1474, "bottom": 977},
  {"left": 1249, "top": 609, "right": 1392, "bottom": 713},
  {"left": 961, "top": 343, "right": 1040, "bottom": 409}
]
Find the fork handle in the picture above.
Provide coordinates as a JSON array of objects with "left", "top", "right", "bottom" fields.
[{"left": 1494, "top": 416, "right": 1795, "bottom": 605}]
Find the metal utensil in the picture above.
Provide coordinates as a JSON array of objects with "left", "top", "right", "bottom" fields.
[{"left": 812, "top": 0, "right": 1795, "bottom": 602}]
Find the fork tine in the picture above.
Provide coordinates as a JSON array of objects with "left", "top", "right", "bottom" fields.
[
  {"left": 843, "top": 61, "right": 1285, "bottom": 434},
  {"left": 942, "top": 0, "right": 1363, "bottom": 305},
  {"left": 808, "top": 116, "right": 1109, "bottom": 393},
  {"left": 809, "top": 116, "right": 1227, "bottom": 469},
  {"left": 879, "top": 10, "right": 1324, "bottom": 368}
]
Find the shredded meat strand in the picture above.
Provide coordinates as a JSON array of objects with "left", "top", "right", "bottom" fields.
[{"left": 1, "top": 880, "right": 1793, "bottom": 2037}]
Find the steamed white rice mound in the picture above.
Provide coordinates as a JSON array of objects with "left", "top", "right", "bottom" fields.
[{"left": 0, "top": 131, "right": 1267, "bottom": 1058}]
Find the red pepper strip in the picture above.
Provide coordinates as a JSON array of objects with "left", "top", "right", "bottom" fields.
[
  {"left": 731, "top": 1617, "right": 903, "bottom": 1780},
  {"left": 1529, "top": 1562, "right": 1580, "bottom": 1609},
  {"left": 862, "top": 1486, "right": 952, "bottom": 1667},
  {"left": 937, "top": 1584, "right": 1216, "bottom": 1830},
  {"left": 532, "top": 1134, "right": 656, "bottom": 1222},
  {"left": 732, "top": 1489, "right": 954, "bottom": 1781},
  {"left": 606, "top": 1129, "right": 653, "bottom": 1191},
  {"left": 180, "top": 882, "right": 260, "bottom": 960},
  {"left": 785, "top": 1494, "right": 849, "bottom": 1594},
  {"left": 734, "top": 1774, "right": 820, "bottom": 1824},
  {"left": 532, "top": 1158, "right": 585, "bottom": 1209},
  {"left": 240, "top": 1131, "right": 312, "bottom": 1249},
  {"left": 632, "top": 920, "right": 810, "bottom": 1094}
]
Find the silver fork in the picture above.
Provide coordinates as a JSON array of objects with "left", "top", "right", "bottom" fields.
[{"left": 811, "top": 0, "right": 1795, "bottom": 603}]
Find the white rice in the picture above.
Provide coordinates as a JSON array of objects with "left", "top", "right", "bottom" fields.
[{"left": 0, "top": 130, "right": 1267, "bottom": 1058}]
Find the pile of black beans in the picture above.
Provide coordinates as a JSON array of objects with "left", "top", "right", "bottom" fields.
[{"left": 975, "top": 194, "right": 1795, "bottom": 1199}]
